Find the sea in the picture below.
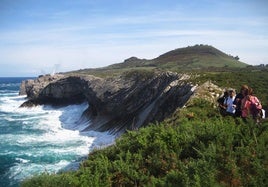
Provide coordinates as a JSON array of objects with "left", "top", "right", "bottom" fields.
[{"left": 0, "top": 77, "right": 115, "bottom": 187}]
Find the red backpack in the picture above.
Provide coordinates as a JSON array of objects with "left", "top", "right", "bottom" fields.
[{"left": 250, "top": 96, "right": 262, "bottom": 119}]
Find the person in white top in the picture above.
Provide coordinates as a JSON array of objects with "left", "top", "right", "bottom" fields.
[{"left": 224, "top": 90, "right": 236, "bottom": 115}]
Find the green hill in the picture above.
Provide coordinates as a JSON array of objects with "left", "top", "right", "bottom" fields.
[
  {"left": 67, "top": 44, "right": 248, "bottom": 77},
  {"left": 108, "top": 44, "right": 247, "bottom": 69},
  {"left": 153, "top": 44, "right": 247, "bottom": 69}
]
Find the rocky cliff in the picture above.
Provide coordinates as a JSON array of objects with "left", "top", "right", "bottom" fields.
[{"left": 20, "top": 71, "right": 195, "bottom": 135}]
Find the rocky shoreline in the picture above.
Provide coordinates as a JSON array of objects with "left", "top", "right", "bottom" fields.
[{"left": 20, "top": 71, "right": 195, "bottom": 135}]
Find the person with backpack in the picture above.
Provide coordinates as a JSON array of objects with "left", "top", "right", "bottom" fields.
[{"left": 241, "top": 87, "right": 262, "bottom": 123}]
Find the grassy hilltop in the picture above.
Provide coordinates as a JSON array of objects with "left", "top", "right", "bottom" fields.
[
  {"left": 106, "top": 44, "right": 247, "bottom": 70},
  {"left": 66, "top": 44, "right": 248, "bottom": 77},
  {"left": 22, "top": 45, "right": 268, "bottom": 187}
]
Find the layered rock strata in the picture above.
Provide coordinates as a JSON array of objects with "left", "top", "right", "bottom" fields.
[{"left": 20, "top": 71, "right": 195, "bottom": 134}]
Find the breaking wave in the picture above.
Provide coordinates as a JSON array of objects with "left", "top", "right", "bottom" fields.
[{"left": 0, "top": 78, "right": 115, "bottom": 187}]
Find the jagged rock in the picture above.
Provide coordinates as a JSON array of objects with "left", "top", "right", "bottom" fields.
[
  {"left": 20, "top": 71, "right": 195, "bottom": 134},
  {"left": 19, "top": 74, "right": 65, "bottom": 98},
  {"left": 189, "top": 81, "right": 224, "bottom": 107}
]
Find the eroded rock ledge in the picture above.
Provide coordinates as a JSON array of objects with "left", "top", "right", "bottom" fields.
[{"left": 20, "top": 71, "right": 195, "bottom": 134}]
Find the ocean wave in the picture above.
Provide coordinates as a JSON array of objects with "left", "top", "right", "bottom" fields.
[
  {"left": 0, "top": 92, "right": 115, "bottom": 186},
  {"left": 6, "top": 159, "right": 71, "bottom": 183},
  {"left": 0, "top": 95, "right": 26, "bottom": 113}
]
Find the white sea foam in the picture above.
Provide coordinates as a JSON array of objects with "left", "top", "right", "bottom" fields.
[
  {"left": 15, "top": 158, "right": 30, "bottom": 164},
  {"left": 0, "top": 95, "right": 26, "bottom": 113},
  {"left": 0, "top": 93, "right": 116, "bottom": 185},
  {"left": 8, "top": 160, "right": 71, "bottom": 181}
]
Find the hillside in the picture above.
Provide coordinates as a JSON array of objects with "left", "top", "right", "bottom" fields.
[
  {"left": 66, "top": 44, "right": 248, "bottom": 77},
  {"left": 108, "top": 45, "right": 247, "bottom": 69},
  {"left": 21, "top": 45, "right": 268, "bottom": 187}
]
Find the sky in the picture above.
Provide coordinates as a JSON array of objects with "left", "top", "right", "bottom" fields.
[{"left": 0, "top": 0, "right": 267, "bottom": 76}]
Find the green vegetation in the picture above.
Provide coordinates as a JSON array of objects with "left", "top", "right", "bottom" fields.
[
  {"left": 121, "top": 69, "right": 156, "bottom": 81},
  {"left": 21, "top": 99, "right": 268, "bottom": 187},
  {"left": 190, "top": 69, "right": 268, "bottom": 110},
  {"left": 64, "top": 45, "right": 248, "bottom": 78},
  {"left": 64, "top": 66, "right": 156, "bottom": 78},
  {"left": 154, "top": 45, "right": 247, "bottom": 70},
  {"left": 22, "top": 45, "right": 268, "bottom": 186}
]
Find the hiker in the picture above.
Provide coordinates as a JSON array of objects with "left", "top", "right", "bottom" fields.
[
  {"left": 217, "top": 91, "right": 228, "bottom": 115},
  {"left": 224, "top": 90, "right": 236, "bottom": 116},
  {"left": 241, "top": 87, "right": 263, "bottom": 123},
  {"left": 233, "top": 85, "right": 249, "bottom": 117}
]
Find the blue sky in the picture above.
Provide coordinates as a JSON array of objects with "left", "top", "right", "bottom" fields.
[{"left": 0, "top": 0, "right": 267, "bottom": 76}]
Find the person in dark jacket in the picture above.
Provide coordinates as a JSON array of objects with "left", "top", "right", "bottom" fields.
[{"left": 217, "top": 91, "right": 228, "bottom": 116}]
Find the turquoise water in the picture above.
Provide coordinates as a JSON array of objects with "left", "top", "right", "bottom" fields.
[{"left": 0, "top": 77, "right": 115, "bottom": 187}]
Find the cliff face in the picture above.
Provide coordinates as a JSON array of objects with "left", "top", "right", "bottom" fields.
[{"left": 20, "top": 71, "right": 195, "bottom": 134}]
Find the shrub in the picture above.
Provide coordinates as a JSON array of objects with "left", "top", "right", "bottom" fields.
[{"left": 21, "top": 98, "right": 268, "bottom": 186}]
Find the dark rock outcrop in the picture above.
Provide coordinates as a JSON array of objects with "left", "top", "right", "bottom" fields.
[{"left": 20, "top": 71, "right": 195, "bottom": 134}]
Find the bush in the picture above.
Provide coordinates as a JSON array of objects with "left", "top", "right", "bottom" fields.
[{"left": 21, "top": 98, "right": 268, "bottom": 187}]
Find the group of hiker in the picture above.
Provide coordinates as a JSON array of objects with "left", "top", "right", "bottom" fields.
[{"left": 218, "top": 85, "right": 265, "bottom": 123}]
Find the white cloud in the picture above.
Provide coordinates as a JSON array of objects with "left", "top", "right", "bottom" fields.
[
  {"left": 1, "top": 23, "right": 268, "bottom": 76},
  {"left": 1, "top": 1, "right": 268, "bottom": 76}
]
